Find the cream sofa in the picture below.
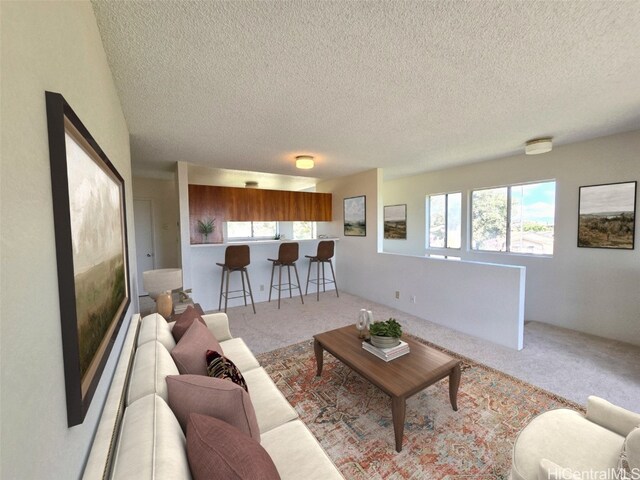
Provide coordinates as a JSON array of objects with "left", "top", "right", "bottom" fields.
[
  {"left": 511, "top": 396, "right": 640, "bottom": 480},
  {"left": 108, "top": 312, "right": 343, "bottom": 479}
]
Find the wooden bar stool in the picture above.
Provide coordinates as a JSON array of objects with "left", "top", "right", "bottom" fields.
[
  {"left": 305, "top": 240, "right": 339, "bottom": 301},
  {"left": 267, "top": 242, "right": 304, "bottom": 309},
  {"left": 216, "top": 245, "right": 256, "bottom": 314}
]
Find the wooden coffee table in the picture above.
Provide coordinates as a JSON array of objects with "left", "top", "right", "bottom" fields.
[{"left": 313, "top": 325, "right": 461, "bottom": 452}]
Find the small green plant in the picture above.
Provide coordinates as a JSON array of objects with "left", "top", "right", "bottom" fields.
[
  {"left": 197, "top": 218, "right": 215, "bottom": 242},
  {"left": 369, "top": 318, "right": 402, "bottom": 338}
]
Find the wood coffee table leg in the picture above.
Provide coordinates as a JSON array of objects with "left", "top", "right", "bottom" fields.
[
  {"left": 391, "top": 396, "right": 406, "bottom": 453},
  {"left": 314, "top": 339, "right": 324, "bottom": 376},
  {"left": 449, "top": 362, "right": 461, "bottom": 411}
]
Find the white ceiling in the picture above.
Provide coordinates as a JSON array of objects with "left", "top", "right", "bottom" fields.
[{"left": 92, "top": 0, "right": 640, "bottom": 186}]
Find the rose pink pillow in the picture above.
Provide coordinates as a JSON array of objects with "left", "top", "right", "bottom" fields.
[
  {"left": 171, "top": 305, "right": 206, "bottom": 342},
  {"left": 166, "top": 374, "right": 260, "bottom": 441},
  {"left": 186, "top": 413, "right": 280, "bottom": 480},
  {"left": 170, "top": 320, "right": 223, "bottom": 375}
]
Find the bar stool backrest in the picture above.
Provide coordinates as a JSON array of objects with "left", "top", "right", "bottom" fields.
[
  {"left": 225, "top": 245, "right": 250, "bottom": 269},
  {"left": 278, "top": 242, "right": 299, "bottom": 264},
  {"left": 316, "top": 240, "right": 335, "bottom": 261}
]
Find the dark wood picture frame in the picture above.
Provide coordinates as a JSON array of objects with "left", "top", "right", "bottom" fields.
[
  {"left": 384, "top": 204, "right": 407, "bottom": 239},
  {"left": 46, "top": 91, "right": 131, "bottom": 427},
  {"left": 344, "top": 195, "right": 366, "bottom": 236},
  {"left": 578, "top": 181, "right": 636, "bottom": 250}
]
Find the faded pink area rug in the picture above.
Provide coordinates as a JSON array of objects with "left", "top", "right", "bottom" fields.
[{"left": 256, "top": 335, "right": 581, "bottom": 479}]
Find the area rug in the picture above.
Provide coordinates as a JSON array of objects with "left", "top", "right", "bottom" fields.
[{"left": 256, "top": 334, "right": 583, "bottom": 480}]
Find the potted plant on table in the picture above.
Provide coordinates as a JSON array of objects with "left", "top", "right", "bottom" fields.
[
  {"left": 197, "top": 218, "right": 215, "bottom": 243},
  {"left": 369, "top": 318, "right": 403, "bottom": 348}
]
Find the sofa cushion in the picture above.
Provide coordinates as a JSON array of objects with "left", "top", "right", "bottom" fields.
[
  {"left": 186, "top": 413, "right": 280, "bottom": 480},
  {"left": 111, "top": 394, "right": 191, "bottom": 479},
  {"left": 171, "top": 305, "right": 206, "bottom": 343},
  {"left": 242, "top": 367, "right": 298, "bottom": 434},
  {"left": 511, "top": 408, "right": 624, "bottom": 480},
  {"left": 206, "top": 350, "right": 248, "bottom": 392},
  {"left": 127, "top": 341, "right": 179, "bottom": 405},
  {"left": 261, "top": 420, "right": 342, "bottom": 480},
  {"left": 138, "top": 313, "right": 176, "bottom": 351},
  {"left": 167, "top": 374, "right": 260, "bottom": 441},
  {"left": 171, "top": 320, "right": 223, "bottom": 375},
  {"left": 218, "top": 337, "right": 261, "bottom": 372},
  {"left": 537, "top": 459, "right": 582, "bottom": 480}
]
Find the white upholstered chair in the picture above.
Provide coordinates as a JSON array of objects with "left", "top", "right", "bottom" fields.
[{"left": 510, "top": 396, "right": 640, "bottom": 480}]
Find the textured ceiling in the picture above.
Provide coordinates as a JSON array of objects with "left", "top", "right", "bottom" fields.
[{"left": 92, "top": 1, "right": 640, "bottom": 184}]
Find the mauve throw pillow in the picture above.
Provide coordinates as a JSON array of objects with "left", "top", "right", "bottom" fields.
[
  {"left": 166, "top": 374, "right": 260, "bottom": 441},
  {"left": 206, "top": 349, "right": 248, "bottom": 392},
  {"left": 171, "top": 305, "right": 206, "bottom": 342},
  {"left": 187, "top": 413, "right": 280, "bottom": 480},
  {"left": 171, "top": 320, "right": 223, "bottom": 375}
]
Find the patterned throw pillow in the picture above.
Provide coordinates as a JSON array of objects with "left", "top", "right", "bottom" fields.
[{"left": 206, "top": 349, "right": 248, "bottom": 393}]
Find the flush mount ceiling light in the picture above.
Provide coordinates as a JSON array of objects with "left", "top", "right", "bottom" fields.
[
  {"left": 244, "top": 181, "right": 259, "bottom": 188},
  {"left": 295, "top": 155, "right": 314, "bottom": 169},
  {"left": 525, "top": 138, "right": 553, "bottom": 155}
]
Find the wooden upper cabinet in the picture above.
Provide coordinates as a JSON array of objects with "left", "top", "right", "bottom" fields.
[{"left": 188, "top": 185, "right": 332, "bottom": 242}]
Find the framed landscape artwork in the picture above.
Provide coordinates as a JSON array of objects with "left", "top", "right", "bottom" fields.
[
  {"left": 344, "top": 195, "right": 366, "bottom": 236},
  {"left": 384, "top": 204, "right": 407, "bottom": 239},
  {"left": 578, "top": 181, "right": 636, "bottom": 250},
  {"left": 46, "top": 91, "right": 131, "bottom": 426}
]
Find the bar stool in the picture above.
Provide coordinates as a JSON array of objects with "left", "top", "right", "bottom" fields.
[
  {"left": 305, "top": 240, "right": 339, "bottom": 301},
  {"left": 267, "top": 242, "right": 304, "bottom": 309},
  {"left": 216, "top": 245, "right": 256, "bottom": 314}
]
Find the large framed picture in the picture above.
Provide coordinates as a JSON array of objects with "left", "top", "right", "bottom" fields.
[
  {"left": 578, "top": 181, "right": 637, "bottom": 250},
  {"left": 384, "top": 204, "right": 407, "bottom": 239},
  {"left": 46, "top": 91, "right": 131, "bottom": 426},
  {"left": 344, "top": 195, "right": 366, "bottom": 236}
]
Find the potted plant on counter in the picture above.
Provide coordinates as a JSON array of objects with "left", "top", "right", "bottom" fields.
[
  {"left": 369, "top": 318, "right": 403, "bottom": 348},
  {"left": 197, "top": 218, "right": 215, "bottom": 243}
]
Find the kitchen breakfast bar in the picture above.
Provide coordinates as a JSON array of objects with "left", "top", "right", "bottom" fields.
[{"left": 188, "top": 238, "right": 339, "bottom": 312}]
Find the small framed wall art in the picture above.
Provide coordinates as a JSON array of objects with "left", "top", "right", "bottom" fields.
[
  {"left": 577, "top": 181, "right": 636, "bottom": 249},
  {"left": 46, "top": 91, "right": 131, "bottom": 426},
  {"left": 384, "top": 204, "right": 407, "bottom": 239},
  {"left": 344, "top": 195, "right": 366, "bottom": 236}
]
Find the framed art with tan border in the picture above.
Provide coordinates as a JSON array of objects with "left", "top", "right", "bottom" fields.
[
  {"left": 577, "top": 181, "right": 636, "bottom": 250},
  {"left": 46, "top": 91, "right": 131, "bottom": 427}
]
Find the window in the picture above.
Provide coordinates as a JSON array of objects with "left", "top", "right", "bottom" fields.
[
  {"left": 293, "top": 221, "right": 316, "bottom": 240},
  {"left": 471, "top": 181, "right": 555, "bottom": 255},
  {"left": 227, "top": 221, "right": 278, "bottom": 239},
  {"left": 427, "top": 192, "right": 461, "bottom": 249}
]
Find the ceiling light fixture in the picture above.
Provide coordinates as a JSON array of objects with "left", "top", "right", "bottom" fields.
[
  {"left": 245, "top": 181, "right": 259, "bottom": 188},
  {"left": 525, "top": 138, "right": 553, "bottom": 155},
  {"left": 295, "top": 155, "right": 314, "bottom": 169}
]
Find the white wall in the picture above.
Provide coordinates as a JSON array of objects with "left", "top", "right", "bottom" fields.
[
  {"left": 317, "top": 170, "right": 526, "bottom": 350},
  {"left": 383, "top": 130, "right": 640, "bottom": 346},
  {"left": 0, "top": 2, "right": 135, "bottom": 478},
  {"left": 133, "top": 176, "right": 180, "bottom": 269}
]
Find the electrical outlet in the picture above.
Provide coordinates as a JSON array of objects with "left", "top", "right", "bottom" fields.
[
  {"left": 410, "top": 295, "right": 416, "bottom": 304},
  {"left": 395, "top": 291, "right": 400, "bottom": 299},
  {"left": 260, "top": 284, "right": 265, "bottom": 292}
]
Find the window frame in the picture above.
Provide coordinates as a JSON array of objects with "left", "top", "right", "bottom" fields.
[
  {"left": 470, "top": 180, "right": 556, "bottom": 256},
  {"left": 426, "top": 191, "right": 462, "bottom": 250}
]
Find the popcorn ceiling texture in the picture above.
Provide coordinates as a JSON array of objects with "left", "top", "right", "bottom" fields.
[{"left": 91, "top": 1, "right": 640, "bottom": 180}]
